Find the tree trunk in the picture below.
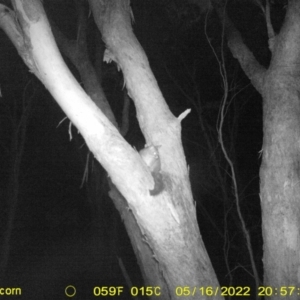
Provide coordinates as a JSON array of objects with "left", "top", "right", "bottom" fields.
[
  {"left": 260, "top": 2, "right": 300, "bottom": 292},
  {"left": 261, "top": 68, "right": 300, "bottom": 293},
  {"left": 0, "top": 0, "right": 222, "bottom": 298},
  {"left": 209, "top": 0, "right": 300, "bottom": 296}
]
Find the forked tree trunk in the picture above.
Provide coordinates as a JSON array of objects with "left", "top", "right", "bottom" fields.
[
  {"left": 0, "top": 0, "right": 223, "bottom": 298},
  {"left": 209, "top": 0, "right": 300, "bottom": 295}
]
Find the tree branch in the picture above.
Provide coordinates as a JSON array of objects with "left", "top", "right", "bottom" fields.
[{"left": 211, "top": 0, "right": 266, "bottom": 94}]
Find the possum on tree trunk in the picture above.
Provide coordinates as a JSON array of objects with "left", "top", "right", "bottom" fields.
[{"left": 139, "top": 145, "right": 164, "bottom": 196}]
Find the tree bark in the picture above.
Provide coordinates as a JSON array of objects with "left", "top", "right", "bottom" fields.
[{"left": 260, "top": 1, "right": 300, "bottom": 292}]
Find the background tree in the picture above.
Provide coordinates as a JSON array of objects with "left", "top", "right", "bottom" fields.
[{"left": 202, "top": 0, "right": 300, "bottom": 295}]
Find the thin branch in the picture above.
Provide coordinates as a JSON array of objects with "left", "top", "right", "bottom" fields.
[{"left": 265, "top": 0, "right": 275, "bottom": 52}]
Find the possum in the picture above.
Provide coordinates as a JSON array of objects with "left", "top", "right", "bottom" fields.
[{"left": 139, "top": 145, "right": 164, "bottom": 196}]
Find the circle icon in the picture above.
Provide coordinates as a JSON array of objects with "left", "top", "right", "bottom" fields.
[{"left": 65, "top": 285, "right": 76, "bottom": 297}]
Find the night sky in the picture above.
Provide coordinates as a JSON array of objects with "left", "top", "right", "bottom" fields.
[{"left": 0, "top": 0, "right": 285, "bottom": 299}]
